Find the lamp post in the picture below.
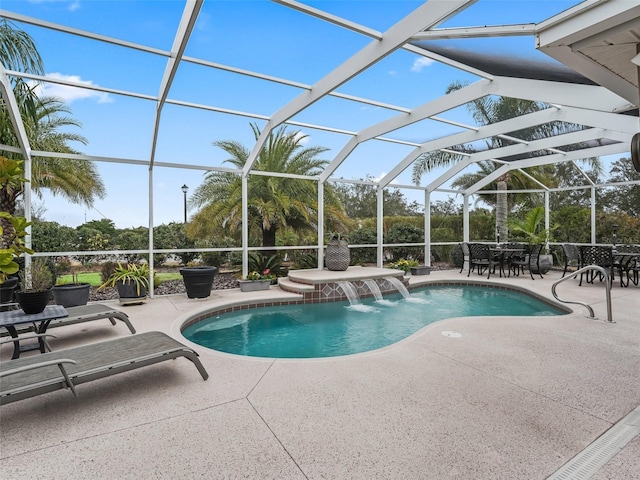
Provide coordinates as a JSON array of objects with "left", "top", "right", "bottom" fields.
[
  {"left": 612, "top": 224, "right": 618, "bottom": 252},
  {"left": 181, "top": 184, "right": 188, "bottom": 223}
]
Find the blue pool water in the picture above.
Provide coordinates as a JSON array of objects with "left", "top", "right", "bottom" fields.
[{"left": 182, "top": 285, "right": 565, "bottom": 358}]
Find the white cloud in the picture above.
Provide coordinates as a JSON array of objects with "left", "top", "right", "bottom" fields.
[
  {"left": 27, "top": 0, "right": 81, "bottom": 12},
  {"left": 374, "top": 172, "right": 387, "bottom": 182},
  {"left": 34, "top": 73, "right": 112, "bottom": 104},
  {"left": 411, "top": 57, "right": 434, "bottom": 73},
  {"left": 293, "top": 130, "right": 310, "bottom": 145}
]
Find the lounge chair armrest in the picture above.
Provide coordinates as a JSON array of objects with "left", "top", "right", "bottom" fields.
[
  {"left": 0, "top": 333, "right": 57, "bottom": 346},
  {"left": 0, "top": 358, "right": 78, "bottom": 397},
  {"left": 0, "top": 358, "right": 76, "bottom": 378}
]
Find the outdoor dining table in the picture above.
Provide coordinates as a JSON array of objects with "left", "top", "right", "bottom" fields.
[
  {"left": 0, "top": 305, "right": 68, "bottom": 359},
  {"left": 488, "top": 247, "right": 524, "bottom": 279}
]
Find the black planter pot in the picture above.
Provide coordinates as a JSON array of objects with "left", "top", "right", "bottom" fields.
[
  {"left": 15, "top": 289, "right": 52, "bottom": 314},
  {"left": 52, "top": 283, "right": 91, "bottom": 307},
  {"left": 180, "top": 266, "right": 218, "bottom": 299},
  {"left": 116, "top": 280, "right": 147, "bottom": 305},
  {"left": 1, "top": 277, "right": 19, "bottom": 309}
]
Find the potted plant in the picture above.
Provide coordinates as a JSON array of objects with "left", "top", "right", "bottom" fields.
[
  {"left": 388, "top": 258, "right": 419, "bottom": 275},
  {"left": 15, "top": 258, "right": 54, "bottom": 314},
  {"left": 508, "top": 207, "right": 557, "bottom": 274},
  {"left": 179, "top": 265, "right": 218, "bottom": 299},
  {"left": 99, "top": 262, "right": 150, "bottom": 304},
  {"left": 239, "top": 269, "right": 275, "bottom": 292},
  {"left": 52, "top": 258, "right": 91, "bottom": 307},
  {"left": 325, "top": 232, "right": 350, "bottom": 271}
]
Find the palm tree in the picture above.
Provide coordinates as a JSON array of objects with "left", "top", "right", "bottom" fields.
[
  {"left": 0, "top": 21, "right": 106, "bottom": 216},
  {"left": 0, "top": 96, "right": 106, "bottom": 215},
  {"left": 412, "top": 80, "right": 599, "bottom": 240},
  {"left": 0, "top": 18, "right": 44, "bottom": 124},
  {"left": 188, "top": 123, "right": 350, "bottom": 248}
]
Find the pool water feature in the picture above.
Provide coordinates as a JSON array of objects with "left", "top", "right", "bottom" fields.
[{"left": 182, "top": 285, "right": 566, "bottom": 359}]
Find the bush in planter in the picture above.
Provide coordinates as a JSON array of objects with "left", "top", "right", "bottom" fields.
[
  {"left": 239, "top": 269, "right": 276, "bottom": 292},
  {"left": 388, "top": 258, "right": 419, "bottom": 274},
  {"left": 16, "top": 258, "right": 54, "bottom": 314},
  {"left": 248, "top": 253, "right": 285, "bottom": 278},
  {"left": 99, "top": 262, "right": 150, "bottom": 302},
  {"left": 52, "top": 259, "right": 90, "bottom": 307}
]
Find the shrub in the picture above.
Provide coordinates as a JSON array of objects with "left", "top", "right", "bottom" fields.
[
  {"left": 290, "top": 251, "right": 318, "bottom": 269},
  {"left": 100, "top": 261, "right": 119, "bottom": 283},
  {"left": 349, "top": 227, "right": 377, "bottom": 264},
  {"left": 386, "top": 223, "right": 423, "bottom": 262},
  {"left": 248, "top": 253, "right": 286, "bottom": 277}
]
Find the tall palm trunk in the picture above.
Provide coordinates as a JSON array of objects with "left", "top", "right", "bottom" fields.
[
  {"left": 262, "top": 225, "right": 277, "bottom": 256},
  {"left": 496, "top": 173, "right": 509, "bottom": 242}
]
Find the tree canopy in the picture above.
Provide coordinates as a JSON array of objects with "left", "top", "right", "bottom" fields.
[{"left": 188, "top": 123, "right": 350, "bottom": 248}]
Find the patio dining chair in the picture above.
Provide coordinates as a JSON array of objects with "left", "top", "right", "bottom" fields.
[
  {"left": 468, "top": 243, "right": 490, "bottom": 277},
  {"left": 613, "top": 244, "right": 640, "bottom": 287},
  {"left": 561, "top": 243, "right": 581, "bottom": 277},
  {"left": 508, "top": 244, "right": 543, "bottom": 280},
  {"left": 578, "top": 245, "right": 615, "bottom": 286}
]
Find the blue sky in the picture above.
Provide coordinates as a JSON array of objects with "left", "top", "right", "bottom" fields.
[{"left": 1, "top": 0, "right": 589, "bottom": 228}]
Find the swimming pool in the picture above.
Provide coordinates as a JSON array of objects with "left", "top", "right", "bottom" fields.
[{"left": 182, "top": 285, "right": 566, "bottom": 358}]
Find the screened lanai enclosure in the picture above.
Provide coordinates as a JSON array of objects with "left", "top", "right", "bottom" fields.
[{"left": 1, "top": 0, "right": 639, "bottom": 293}]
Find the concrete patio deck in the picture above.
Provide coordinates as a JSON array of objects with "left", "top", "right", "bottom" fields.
[{"left": 1, "top": 268, "right": 639, "bottom": 479}]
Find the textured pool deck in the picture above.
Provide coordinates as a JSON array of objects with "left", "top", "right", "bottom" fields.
[{"left": 1, "top": 268, "right": 639, "bottom": 479}]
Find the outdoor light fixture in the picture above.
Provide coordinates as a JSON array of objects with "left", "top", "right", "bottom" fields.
[{"left": 181, "top": 184, "right": 188, "bottom": 223}]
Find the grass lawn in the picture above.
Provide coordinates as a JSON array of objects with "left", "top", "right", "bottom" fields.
[{"left": 57, "top": 272, "right": 183, "bottom": 287}]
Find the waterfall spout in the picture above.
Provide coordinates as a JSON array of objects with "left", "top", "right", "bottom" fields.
[
  {"left": 337, "top": 281, "right": 360, "bottom": 305},
  {"left": 384, "top": 276, "right": 429, "bottom": 304},
  {"left": 384, "top": 276, "right": 411, "bottom": 299},
  {"left": 363, "top": 279, "right": 383, "bottom": 301}
]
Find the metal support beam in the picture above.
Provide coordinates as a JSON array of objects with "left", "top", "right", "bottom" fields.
[{"left": 244, "top": 0, "right": 476, "bottom": 176}]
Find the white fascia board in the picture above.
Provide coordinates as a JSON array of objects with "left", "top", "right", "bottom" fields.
[
  {"left": 465, "top": 141, "right": 629, "bottom": 194},
  {"left": 412, "top": 24, "right": 536, "bottom": 40},
  {"left": 536, "top": 1, "right": 640, "bottom": 47},
  {"left": 243, "top": 0, "right": 476, "bottom": 176},
  {"left": 492, "top": 76, "right": 632, "bottom": 112},
  {"left": 537, "top": 46, "right": 639, "bottom": 106},
  {"left": 380, "top": 107, "right": 564, "bottom": 188},
  {"left": 318, "top": 78, "right": 491, "bottom": 182}
]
